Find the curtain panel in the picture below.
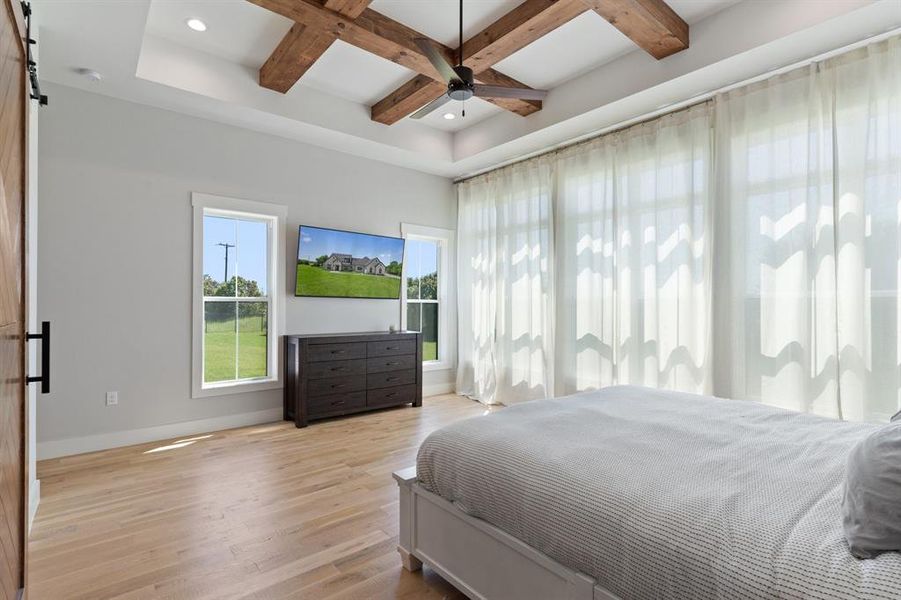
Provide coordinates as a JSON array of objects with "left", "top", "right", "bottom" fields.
[
  {"left": 714, "top": 38, "right": 901, "bottom": 421},
  {"left": 456, "top": 36, "right": 901, "bottom": 421},
  {"left": 555, "top": 104, "right": 714, "bottom": 396},
  {"left": 456, "top": 157, "right": 555, "bottom": 405}
]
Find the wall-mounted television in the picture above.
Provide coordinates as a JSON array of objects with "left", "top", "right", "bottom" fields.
[{"left": 295, "top": 225, "right": 405, "bottom": 299}]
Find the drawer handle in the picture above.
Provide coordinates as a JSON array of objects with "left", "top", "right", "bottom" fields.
[
  {"left": 330, "top": 366, "right": 346, "bottom": 372},
  {"left": 331, "top": 383, "right": 346, "bottom": 389},
  {"left": 386, "top": 392, "right": 398, "bottom": 398},
  {"left": 331, "top": 349, "right": 346, "bottom": 355},
  {"left": 331, "top": 400, "right": 345, "bottom": 407},
  {"left": 386, "top": 346, "right": 398, "bottom": 351},
  {"left": 386, "top": 377, "right": 399, "bottom": 382},
  {"left": 386, "top": 361, "right": 399, "bottom": 366}
]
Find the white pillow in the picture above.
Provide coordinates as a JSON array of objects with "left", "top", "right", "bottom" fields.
[{"left": 842, "top": 423, "right": 901, "bottom": 559}]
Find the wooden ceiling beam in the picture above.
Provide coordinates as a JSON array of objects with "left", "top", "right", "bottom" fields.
[
  {"left": 250, "top": 0, "right": 541, "bottom": 122},
  {"left": 581, "top": 0, "right": 688, "bottom": 59},
  {"left": 250, "top": 0, "right": 453, "bottom": 82},
  {"left": 370, "top": 76, "right": 446, "bottom": 127},
  {"left": 260, "top": 0, "right": 372, "bottom": 93},
  {"left": 346, "top": 7, "right": 460, "bottom": 81},
  {"left": 461, "top": 0, "right": 589, "bottom": 74},
  {"left": 371, "top": 0, "right": 588, "bottom": 125}
]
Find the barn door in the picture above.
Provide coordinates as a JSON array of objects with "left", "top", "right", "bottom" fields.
[{"left": 0, "top": 0, "right": 28, "bottom": 598}]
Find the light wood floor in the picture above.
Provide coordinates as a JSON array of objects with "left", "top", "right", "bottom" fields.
[{"left": 29, "top": 394, "right": 497, "bottom": 599}]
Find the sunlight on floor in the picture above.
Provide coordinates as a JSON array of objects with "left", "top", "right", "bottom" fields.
[{"left": 143, "top": 434, "right": 214, "bottom": 454}]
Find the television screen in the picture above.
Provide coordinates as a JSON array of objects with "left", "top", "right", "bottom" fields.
[{"left": 295, "top": 225, "right": 405, "bottom": 299}]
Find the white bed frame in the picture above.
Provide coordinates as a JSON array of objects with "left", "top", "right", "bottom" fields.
[{"left": 394, "top": 467, "right": 621, "bottom": 600}]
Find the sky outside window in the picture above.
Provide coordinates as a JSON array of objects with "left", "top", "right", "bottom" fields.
[
  {"left": 204, "top": 216, "right": 268, "bottom": 295},
  {"left": 405, "top": 238, "right": 438, "bottom": 280}
]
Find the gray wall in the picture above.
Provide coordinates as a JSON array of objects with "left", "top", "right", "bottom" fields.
[{"left": 37, "top": 83, "right": 456, "bottom": 449}]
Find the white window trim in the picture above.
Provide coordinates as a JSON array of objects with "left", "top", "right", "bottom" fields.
[
  {"left": 401, "top": 223, "right": 455, "bottom": 373},
  {"left": 192, "top": 192, "right": 287, "bottom": 398}
]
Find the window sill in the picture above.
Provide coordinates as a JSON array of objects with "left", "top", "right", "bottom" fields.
[
  {"left": 193, "top": 377, "right": 281, "bottom": 399},
  {"left": 423, "top": 361, "right": 453, "bottom": 373}
]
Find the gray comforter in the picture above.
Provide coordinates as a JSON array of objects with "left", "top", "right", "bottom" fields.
[{"left": 416, "top": 386, "right": 901, "bottom": 599}]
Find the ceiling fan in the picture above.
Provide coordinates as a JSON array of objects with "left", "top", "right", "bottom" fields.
[{"left": 411, "top": 0, "right": 548, "bottom": 120}]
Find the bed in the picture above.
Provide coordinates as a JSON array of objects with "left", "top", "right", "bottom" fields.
[{"left": 394, "top": 386, "right": 901, "bottom": 600}]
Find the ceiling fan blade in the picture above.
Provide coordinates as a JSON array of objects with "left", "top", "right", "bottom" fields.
[
  {"left": 414, "top": 38, "right": 459, "bottom": 85},
  {"left": 473, "top": 84, "right": 548, "bottom": 101},
  {"left": 410, "top": 94, "right": 452, "bottom": 120}
]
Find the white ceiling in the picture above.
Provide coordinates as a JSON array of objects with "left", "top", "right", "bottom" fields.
[{"left": 34, "top": 0, "right": 901, "bottom": 177}]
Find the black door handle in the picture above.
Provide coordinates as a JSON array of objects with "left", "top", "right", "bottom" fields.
[{"left": 26, "top": 321, "right": 50, "bottom": 394}]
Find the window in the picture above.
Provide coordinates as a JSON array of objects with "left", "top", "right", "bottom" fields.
[
  {"left": 401, "top": 223, "right": 454, "bottom": 370},
  {"left": 192, "top": 193, "right": 286, "bottom": 397},
  {"left": 406, "top": 239, "right": 439, "bottom": 361}
]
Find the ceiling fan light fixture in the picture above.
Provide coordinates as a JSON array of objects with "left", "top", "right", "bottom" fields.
[
  {"left": 186, "top": 18, "right": 207, "bottom": 32},
  {"left": 408, "top": 0, "right": 546, "bottom": 121}
]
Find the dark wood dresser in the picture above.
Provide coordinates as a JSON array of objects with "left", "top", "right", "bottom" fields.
[{"left": 283, "top": 331, "right": 423, "bottom": 427}]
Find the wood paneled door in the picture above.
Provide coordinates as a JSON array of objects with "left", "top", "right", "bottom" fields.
[{"left": 0, "top": 0, "right": 28, "bottom": 598}]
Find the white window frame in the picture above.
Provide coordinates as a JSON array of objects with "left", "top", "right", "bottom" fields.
[
  {"left": 401, "top": 223, "right": 454, "bottom": 372},
  {"left": 192, "top": 192, "right": 287, "bottom": 398}
]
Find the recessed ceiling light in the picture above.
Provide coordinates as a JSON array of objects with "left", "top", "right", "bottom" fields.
[
  {"left": 443, "top": 112, "right": 456, "bottom": 120},
  {"left": 186, "top": 18, "right": 207, "bottom": 32}
]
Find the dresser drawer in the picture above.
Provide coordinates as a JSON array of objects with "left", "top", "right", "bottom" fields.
[
  {"left": 307, "top": 342, "right": 366, "bottom": 362},
  {"left": 306, "top": 359, "right": 366, "bottom": 379},
  {"left": 367, "top": 369, "right": 416, "bottom": 390},
  {"left": 308, "top": 391, "right": 365, "bottom": 417},
  {"left": 367, "top": 384, "right": 417, "bottom": 408},
  {"left": 366, "top": 354, "right": 415, "bottom": 374},
  {"left": 367, "top": 339, "right": 416, "bottom": 357},
  {"left": 307, "top": 374, "right": 365, "bottom": 397}
]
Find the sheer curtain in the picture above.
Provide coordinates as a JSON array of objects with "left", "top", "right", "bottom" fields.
[
  {"left": 713, "top": 65, "right": 838, "bottom": 416},
  {"left": 456, "top": 157, "right": 554, "bottom": 405},
  {"left": 555, "top": 104, "right": 713, "bottom": 395},
  {"left": 832, "top": 38, "right": 901, "bottom": 421},
  {"left": 456, "top": 35, "right": 901, "bottom": 421},
  {"left": 715, "top": 37, "right": 901, "bottom": 421}
]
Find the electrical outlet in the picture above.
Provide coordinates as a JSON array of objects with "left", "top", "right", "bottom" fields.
[{"left": 106, "top": 391, "right": 118, "bottom": 406}]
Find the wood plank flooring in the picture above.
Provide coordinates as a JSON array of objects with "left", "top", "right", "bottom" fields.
[{"left": 29, "top": 394, "right": 497, "bottom": 599}]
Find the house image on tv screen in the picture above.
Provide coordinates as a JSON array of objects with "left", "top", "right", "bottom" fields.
[
  {"left": 295, "top": 225, "right": 404, "bottom": 299},
  {"left": 323, "top": 253, "right": 387, "bottom": 276}
]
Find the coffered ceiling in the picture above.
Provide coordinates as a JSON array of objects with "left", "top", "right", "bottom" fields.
[{"left": 34, "top": 0, "right": 901, "bottom": 177}]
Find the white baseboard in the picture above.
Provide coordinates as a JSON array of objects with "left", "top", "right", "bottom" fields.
[
  {"left": 38, "top": 386, "right": 457, "bottom": 460},
  {"left": 37, "top": 407, "right": 283, "bottom": 460},
  {"left": 424, "top": 382, "right": 456, "bottom": 397},
  {"left": 28, "top": 479, "right": 40, "bottom": 533}
]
